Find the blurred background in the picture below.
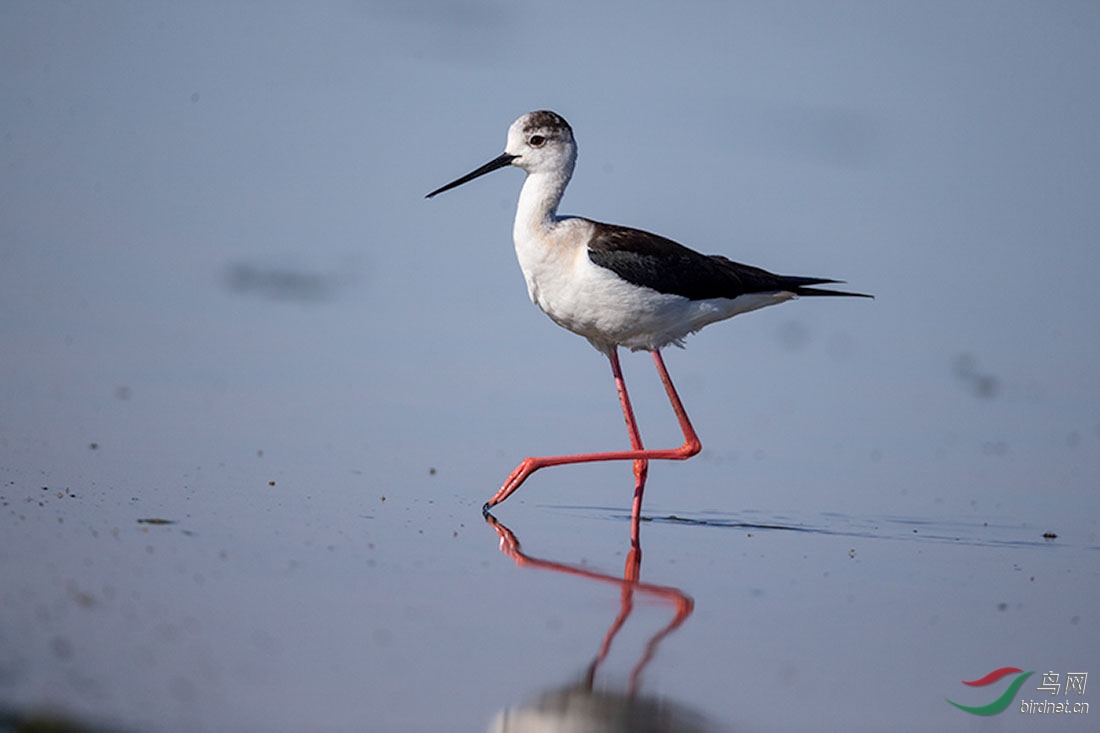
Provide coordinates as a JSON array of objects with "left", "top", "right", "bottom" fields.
[{"left": 2, "top": 2, "right": 1098, "bottom": 731}]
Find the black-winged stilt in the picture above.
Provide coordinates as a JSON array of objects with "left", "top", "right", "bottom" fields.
[{"left": 427, "top": 111, "right": 870, "bottom": 513}]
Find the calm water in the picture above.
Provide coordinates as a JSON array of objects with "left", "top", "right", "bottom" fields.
[{"left": 3, "top": 3, "right": 1098, "bottom": 731}]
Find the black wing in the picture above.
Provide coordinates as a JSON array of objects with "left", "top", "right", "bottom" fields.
[{"left": 587, "top": 223, "right": 870, "bottom": 301}]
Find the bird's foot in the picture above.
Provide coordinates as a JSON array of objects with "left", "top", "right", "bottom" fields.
[{"left": 483, "top": 456, "right": 540, "bottom": 510}]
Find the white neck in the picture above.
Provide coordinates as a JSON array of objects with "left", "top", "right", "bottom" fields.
[{"left": 514, "top": 166, "right": 573, "bottom": 240}]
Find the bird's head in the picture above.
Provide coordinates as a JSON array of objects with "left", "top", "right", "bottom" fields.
[{"left": 426, "top": 110, "right": 576, "bottom": 198}]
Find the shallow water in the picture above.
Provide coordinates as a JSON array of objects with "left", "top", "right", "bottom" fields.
[{"left": 3, "top": 2, "right": 1099, "bottom": 731}]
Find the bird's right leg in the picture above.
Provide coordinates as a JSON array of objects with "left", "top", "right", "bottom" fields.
[{"left": 483, "top": 348, "right": 699, "bottom": 513}]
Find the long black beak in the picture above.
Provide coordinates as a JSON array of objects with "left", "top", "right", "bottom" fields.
[{"left": 425, "top": 152, "right": 518, "bottom": 199}]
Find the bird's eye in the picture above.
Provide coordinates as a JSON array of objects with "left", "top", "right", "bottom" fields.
[{"left": 528, "top": 134, "right": 545, "bottom": 147}]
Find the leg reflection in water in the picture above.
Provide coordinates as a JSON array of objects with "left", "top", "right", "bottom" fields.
[{"left": 484, "top": 502, "right": 716, "bottom": 732}]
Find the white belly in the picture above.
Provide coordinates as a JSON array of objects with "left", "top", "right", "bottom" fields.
[{"left": 515, "top": 221, "right": 792, "bottom": 353}]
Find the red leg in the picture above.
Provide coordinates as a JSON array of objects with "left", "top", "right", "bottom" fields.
[
  {"left": 608, "top": 349, "right": 650, "bottom": 515},
  {"left": 484, "top": 348, "right": 702, "bottom": 511}
]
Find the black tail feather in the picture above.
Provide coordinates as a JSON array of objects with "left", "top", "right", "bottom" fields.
[
  {"left": 781, "top": 277, "right": 873, "bottom": 299},
  {"left": 796, "top": 285, "right": 874, "bottom": 298}
]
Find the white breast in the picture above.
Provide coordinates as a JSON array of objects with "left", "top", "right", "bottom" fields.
[{"left": 513, "top": 218, "right": 793, "bottom": 353}]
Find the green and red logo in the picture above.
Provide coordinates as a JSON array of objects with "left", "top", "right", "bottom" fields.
[{"left": 947, "top": 667, "right": 1034, "bottom": 715}]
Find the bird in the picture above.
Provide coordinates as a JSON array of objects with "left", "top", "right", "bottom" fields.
[{"left": 426, "top": 110, "right": 870, "bottom": 514}]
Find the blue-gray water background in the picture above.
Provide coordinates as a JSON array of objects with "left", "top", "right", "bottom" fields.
[{"left": 2, "top": 2, "right": 1098, "bottom": 731}]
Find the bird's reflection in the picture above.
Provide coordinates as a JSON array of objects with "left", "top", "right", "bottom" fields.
[
  {"left": 484, "top": 508, "right": 719, "bottom": 732},
  {"left": 488, "top": 684, "right": 715, "bottom": 733}
]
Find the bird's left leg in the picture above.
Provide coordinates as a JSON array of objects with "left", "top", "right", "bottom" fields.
[
  {"left": 605, "top": 348, "right": 650, "bottom": 518},
  {"left": 483, "top": 349, "right": 700, "bottom": 513},
  {"left": 484, "top": 348, "right": 644, "bottom": 511}
]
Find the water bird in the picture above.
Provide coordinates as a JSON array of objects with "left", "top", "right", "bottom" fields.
[{"left": 427, "top": 111, "right": 870, "bottom": 513}]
